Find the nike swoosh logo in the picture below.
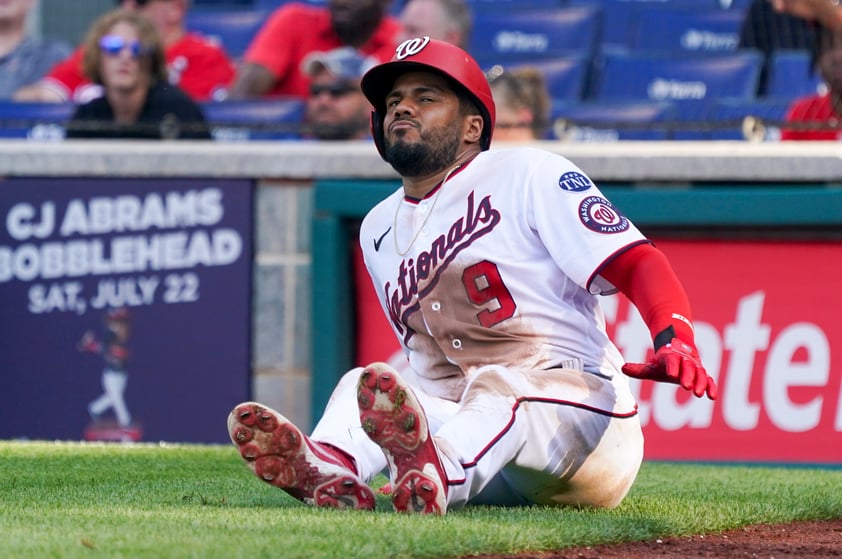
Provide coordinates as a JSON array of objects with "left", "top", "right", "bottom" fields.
[{"left": 374, "top": 227, "right": 391, "bottom": 251}]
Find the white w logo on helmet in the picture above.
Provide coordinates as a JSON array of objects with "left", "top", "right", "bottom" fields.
[{"left": 395, "top": 36, "right": 430, "bottom": 60}]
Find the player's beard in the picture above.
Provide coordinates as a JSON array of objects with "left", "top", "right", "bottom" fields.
[{"left": 384, "top": 121, "right": 462, "bottom": 178}]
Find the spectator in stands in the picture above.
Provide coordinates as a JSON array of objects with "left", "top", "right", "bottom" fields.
[
  {"left": 486, "top": 65, "right": 551, "bottom": 142},
  {"left": 739, "top": 0, "right": 817, "bottom": 95},
  {"left": 0, "top": 0, "right": 72, "bottom": 99},
  {"left": 227, "top": 0, "right": 398, "bottom": 100},
  {"left": 13, "top": 0, "right": 234, "bottom": 103},
  {"left": 769, "top": 0, "right": 842, "bottom": 31},
  {"left": 65, "top": 9, "right": 210, "bottom": 140},
  {"left": 396, "top": 0, "right": 472, "bottom": 50},
  {"left": 301, "top": 47, "right": 376, "bottom": 140},
  {"left": 781, "top": 21, "right": 842, "bottom": 140}
]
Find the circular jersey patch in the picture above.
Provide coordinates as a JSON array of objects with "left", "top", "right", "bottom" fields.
[
  {"left": 558, "top": 171, "right": 593, "bottom": 192},
  {"left": 578, "top": 196, "right": 629, "bottom": 233}
]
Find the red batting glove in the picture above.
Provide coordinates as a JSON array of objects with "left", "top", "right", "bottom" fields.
[{"left": 622, "top": 338, "right": 717, "bottom": 400}]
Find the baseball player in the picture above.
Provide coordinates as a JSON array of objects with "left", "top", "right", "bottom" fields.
[
  {"left": 228, "top": 37, "right": 717, "bottom": 515},
  {"left": 79, "top": 307, "right": 133, "bottom": 429}
]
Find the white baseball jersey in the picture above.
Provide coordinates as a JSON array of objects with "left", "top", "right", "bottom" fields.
[{"left": 360, "top": 146, "right": 649, "bottom": 403}]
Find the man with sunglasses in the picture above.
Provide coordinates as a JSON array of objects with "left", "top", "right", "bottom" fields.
[
  {"left": 301, "top": 47, "right": 376, "bottom": 140},
  {"left": 14, "top": 0, "right": 234, "bottom": 103}
]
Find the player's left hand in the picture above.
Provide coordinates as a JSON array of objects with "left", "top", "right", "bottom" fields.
[
  {"left": 622, "top": 338, "right": 717, "bottom": 400},
  {"left": 77, "top": 331, "right": 96, "bottom": 352}
]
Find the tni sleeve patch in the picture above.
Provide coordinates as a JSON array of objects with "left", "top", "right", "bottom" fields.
[{"left": 558, "top": 171, "right": 593, "bottom": 192}]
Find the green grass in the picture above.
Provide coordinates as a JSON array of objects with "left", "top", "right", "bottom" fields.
[{"left": 1, "top": 441, "right": 840, "bottom": 559}]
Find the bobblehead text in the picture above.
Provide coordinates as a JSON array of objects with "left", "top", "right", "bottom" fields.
[{"left": 1, "top": 187, "right": 243, "bottom": 315}]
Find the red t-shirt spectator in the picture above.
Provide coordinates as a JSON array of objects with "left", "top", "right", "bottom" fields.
[
  {"left": 39, "top": 33, "right": 235, "bottom": 103},
  {"left": 242, "top": 3, "right": 400, "bottom": 99},
  {"left": 781, "top": 93, "right": 841, "bottom": 140}
]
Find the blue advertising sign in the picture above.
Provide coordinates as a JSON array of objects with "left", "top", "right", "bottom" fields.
[{"left": 0, "top": 178, "right": 252, "bottom": 443}]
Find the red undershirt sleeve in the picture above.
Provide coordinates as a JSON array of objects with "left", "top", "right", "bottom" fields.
[{"left": 598, "top": 243, "right": 696, "bottom": 350}]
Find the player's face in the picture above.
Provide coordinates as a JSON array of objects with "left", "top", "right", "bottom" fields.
[
  {"left": 382, "top": 71, "right": 464, "bottom": 177},
  {"left": 107, "top": 320, "right": 131, "bottom": 341}
]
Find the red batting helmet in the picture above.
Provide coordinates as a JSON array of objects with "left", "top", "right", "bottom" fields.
[{"left": 361, "top": 36, "right": 496, "bottom": 157}]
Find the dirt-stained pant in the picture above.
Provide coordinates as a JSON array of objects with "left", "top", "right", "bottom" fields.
[{"left": 312, "top": 364, "right": 643, "bottom": 509}]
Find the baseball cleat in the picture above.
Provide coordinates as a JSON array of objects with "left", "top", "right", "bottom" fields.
[
  {"left": 357, "top": 363, "right": 448, "bottom": 515},
  {"left": 228, "top": 402, "right": 375, "bottom": 510}
]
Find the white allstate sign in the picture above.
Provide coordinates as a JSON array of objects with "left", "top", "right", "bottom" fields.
[{"left": 603, "top": 291, "right": 840, "bottom": 435}]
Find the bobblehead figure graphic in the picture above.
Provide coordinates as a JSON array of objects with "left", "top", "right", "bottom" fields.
[{"left": 78, "top": 307, "right": 142, "bottom": 442}]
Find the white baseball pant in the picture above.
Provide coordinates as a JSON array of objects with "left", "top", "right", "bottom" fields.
[{"left": 312, "top": 364, "right": 644, "bottom": 509}]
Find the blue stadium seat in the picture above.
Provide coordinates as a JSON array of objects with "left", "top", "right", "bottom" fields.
[
  {"left": 530, "top": 55, "right": 592, "bottom": 102},
  {"left": 201, "top": 99, "right": 305, "bottom": 140},
  {"left": 720, "top": 0, "right": 754, "bottom": 9},
  {"left": 670, "top": 97, "right": 792, "bottom": 140},
  {"left": 186, "top": 8, "right": 270, "bottom": 58},
  {"left": 464, "top": 0, "right": 564, "bottom": 8},
  {"left": 469, "top": 6, "right": 601, "bottom": 66},
  {"left": 631, "top": 7, "right": 745, "bottom": 54},
  {"left": 590, "top": 1, "right": 637, "bottom": 52},
  {"left": 570, "top": 0, "right": 748, "bottom": 52},
  {"left": 0, "top": 102, "right": 74, "bottom": 140},
  {"left": 489, "top": 54, "right": 591, "bottom": 103},
  {"left": 593, "top": 51, "right": 763, "bottom": 105},
  {"left": 766, "top": 50, "right": 825, "bottom": 100},
  {"left": 550, "top": 100, "right": 676, "bottom": 141},
  {"left": 709, "top": 98, "right": 792, "bottom": 140}
]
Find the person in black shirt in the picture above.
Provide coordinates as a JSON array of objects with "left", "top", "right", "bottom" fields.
[{"left": 66, "top": 9, "right": 210, "bottom": 140}]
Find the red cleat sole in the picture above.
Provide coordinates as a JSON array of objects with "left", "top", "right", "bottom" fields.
[
  {"left": 357, "top": 363, "right": 447, "bottom": 514},
  {"left": 228, "top": 402, "right": 375, "bottom": 510}
]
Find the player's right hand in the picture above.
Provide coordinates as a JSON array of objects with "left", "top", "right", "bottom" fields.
[{"left": 622, "top": 338, "right": 717, "bottom": 400}]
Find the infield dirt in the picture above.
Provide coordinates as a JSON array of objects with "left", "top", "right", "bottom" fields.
[{"left": 464, "top": 518, "right": 842, "bottom": 559}]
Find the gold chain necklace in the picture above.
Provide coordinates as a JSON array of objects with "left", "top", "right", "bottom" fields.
[{"left": 393, "top": 165, "right": 459, "bottom": 257}]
